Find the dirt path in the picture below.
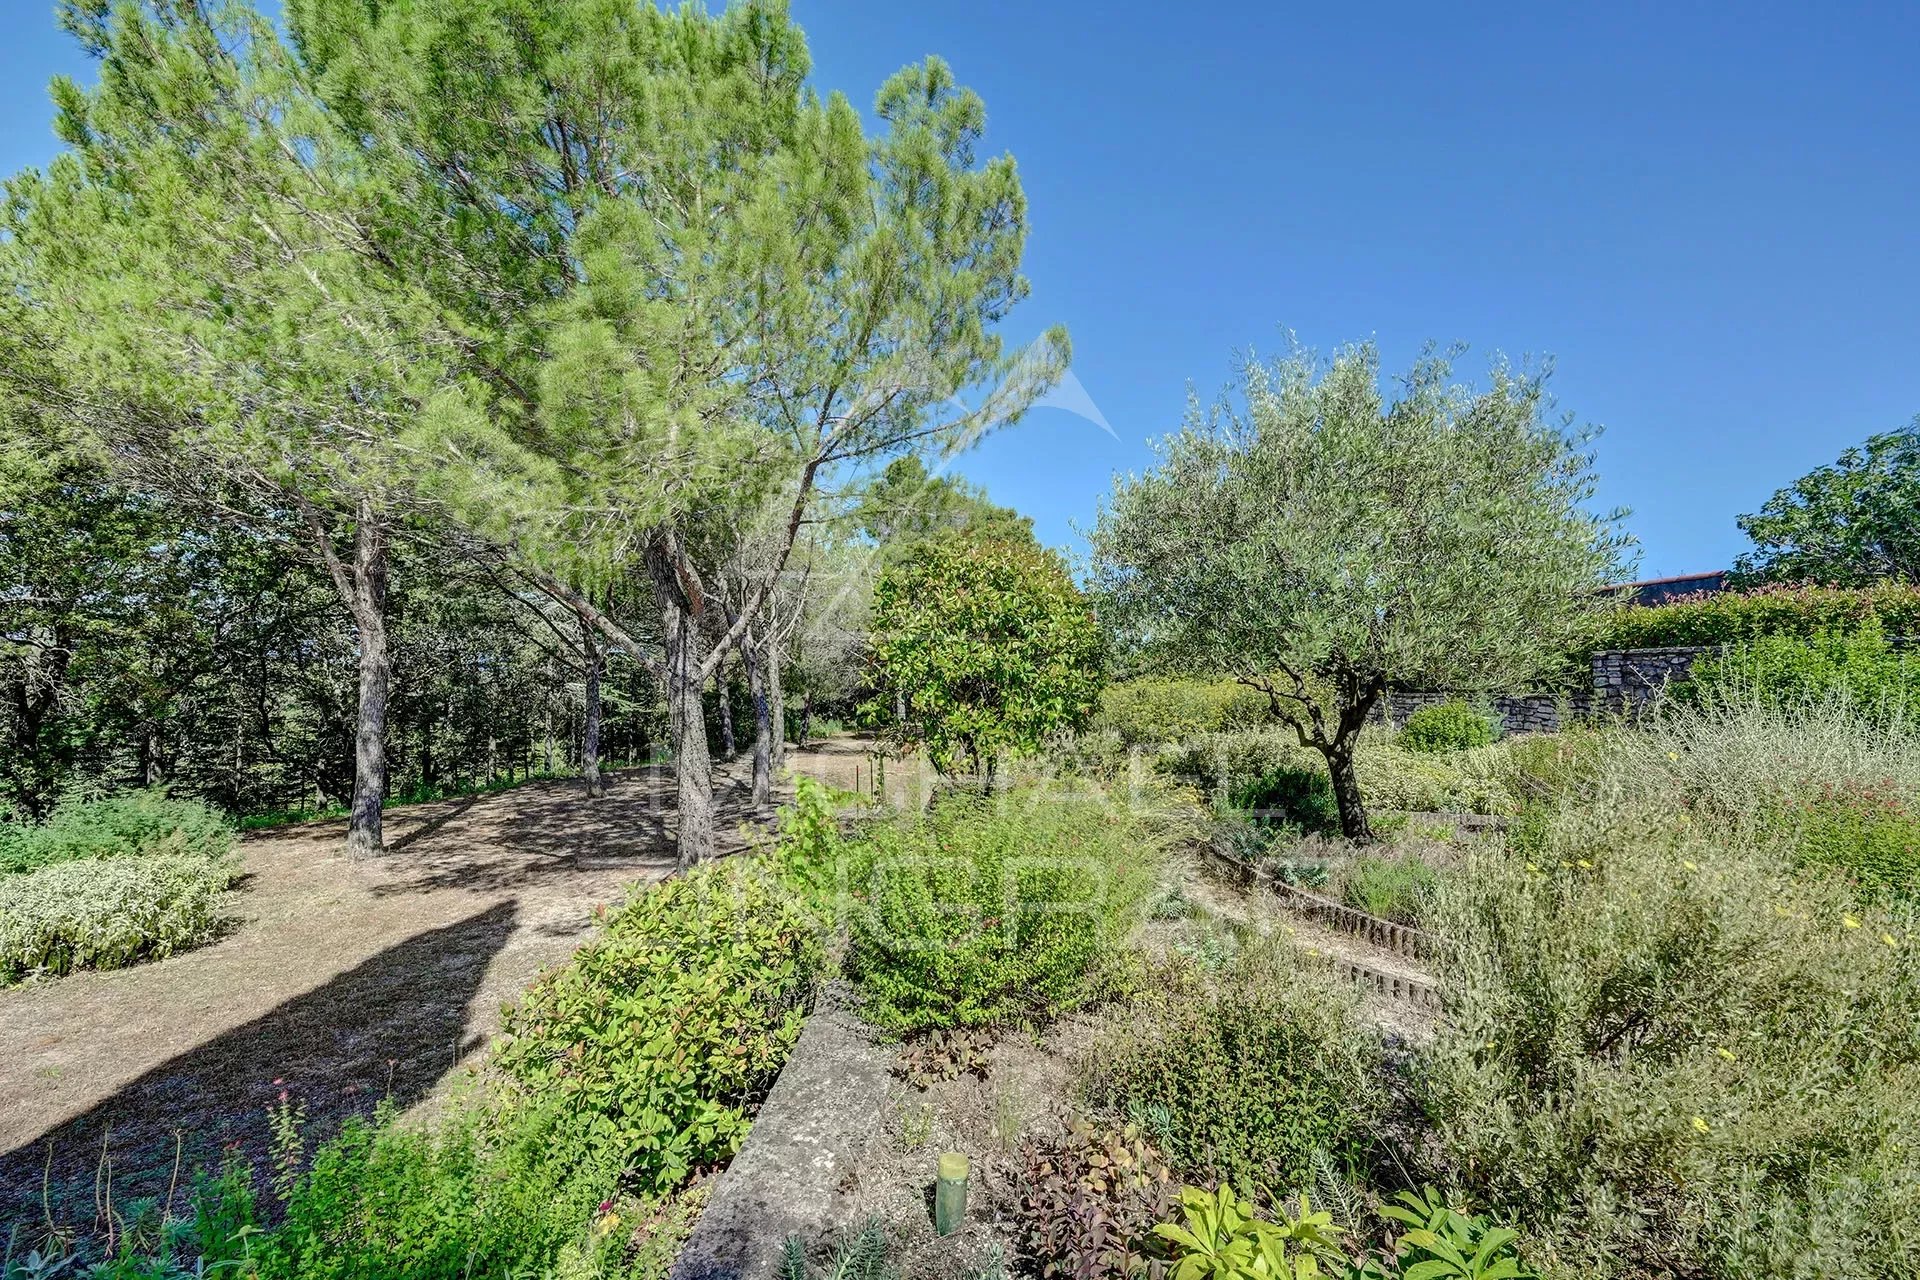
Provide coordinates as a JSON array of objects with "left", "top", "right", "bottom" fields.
[{"left": 0, "top": 751, "right": 850, "bottom": 1235}]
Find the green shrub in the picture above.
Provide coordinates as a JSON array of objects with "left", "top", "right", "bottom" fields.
[
  {"left": 0, "top": 852, "right": 237, "bottom": 982},
  {"left": 1339, "top": 856, "right": 1438, "bottom": 925},
  {"left": 1095, "top": 678, "right": 1268, "bottom": 746},
  {"left": 1229, "top": 764, "right": 1338, "bottom": 833},
  {"left": 495, "top": 860, "right": 822, "bottom": 1194},
  {"left": 0, "top": 789, "right": 233, "bottom": 874},
  {"left": 1397, "top": 702, "right": 1497, "bottom": 754},
  {"left": 837, "top": 783, "right": 1180, "bottom": 1031},
  {"left": 254, "top": 1103, "right": 628, "bottom": 1280},
  {"left": 1686, "top": 622, "right": 1920, "bottom": 718},
  {"left": 1079, "top": 942, "right": 1382, "bottom": 1196},
  {"left": 1592, "top": 581, "right": 1920, "bottom": 653},
  {"left": 1351, "top": 739, "right": 1519, "bottom": 817},
  {"left": 1420, "top": 702, "right": 1920, "bottom": 1278},
  {"left": 1779, "top": 779, "right": 1920, "bottom": 902}
]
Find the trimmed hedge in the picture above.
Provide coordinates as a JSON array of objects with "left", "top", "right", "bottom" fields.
[
  {"left": 1594, "top": 582, "right": 1920, "bottom": 652},
  {"left": 0, "top": 853, "right": 238, "bottom": 981}
]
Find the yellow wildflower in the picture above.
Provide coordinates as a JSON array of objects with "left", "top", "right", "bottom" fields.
[
  {"left": 1682, "top": 859, "right": 1699, "bottom": 872},
  {"left": 1667, "top": 752, "right": 1679, "bottom": 762},
  {"left": 1525, "top": 862, "right": 1540, "bottom": 873},
  {"left": 1773, "top": 905, "right": 1793, "bottom": 918},
  {"left": 1884, "top": 933, "right": 1901, "bottom": 948},
  {"left": 1843, "top": 914, "right": 1863, "bottom": 930},
  {"left": 1716, "top": 1047, "right": 1735, "bottom": 1061},
  {"left": 1691, "top": 1115, "right": 1711, "bottom": 1134},
  {"left": 1576, "top": 859, "right": 1593, "bottom": 869}
]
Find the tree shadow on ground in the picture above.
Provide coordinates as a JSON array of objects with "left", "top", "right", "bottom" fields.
[{"left": 0, "top": 900, "right": 519, "bottom": 1237}]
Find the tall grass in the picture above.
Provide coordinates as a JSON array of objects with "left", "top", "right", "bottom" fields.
[{"left": 1420, "top": 696, "right": 1920, "bottom": 1278}]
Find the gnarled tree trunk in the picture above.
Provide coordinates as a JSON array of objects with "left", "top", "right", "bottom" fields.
[
  {"left": 716, "top": 652, "right": 738, "bottom": 759},
  {"left": 742, "top": 631, "right": 772, "bottom": 809},
  {"left": 768, "top": 636, "right": 787, "bottom": 770}
]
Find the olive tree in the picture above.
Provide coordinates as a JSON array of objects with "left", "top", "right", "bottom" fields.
[{"left": 1089, "top": 342, "right": 1630, "bottom": 841}]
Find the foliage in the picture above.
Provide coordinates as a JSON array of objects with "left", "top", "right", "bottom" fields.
[
  {"left": 1080, "top": 943, "right": 1383, "bottom": 1196},
  {"left": 1229, "top": 767, "right": 1339, "bottom": 835},
  {"left": 1152, "top": 1185, "right": 1340, "bottom": 1280},
  {"left": 1731, "top": 420, "right": 1920, "bottom": 586},
  {"left": 853, "top": 456, "right": 1039, "bottom": 561},
  {"left": 0, "top": 790, "right": 233, "bottom": 874},
  {"left": 1419, "top": 701, "right": 1920, "bottom": 1278},
  {"left": 778, "top": 1220, "right": 895, "bottom": 1280},
  {"left": 1590, "top": 581, "right": 1920, "bottom": 652},
  {"left": 1685, "top": 621, "right": 1920, "bottom": 718},
  {"left": 1160, "top": 730, "right": 1522, "bottom": 820},
  {"left": 495, "top": 860, "right": 822, "bottom": 1194},
  {"left": 251, "top": 1102, "right": 626, "bottom": 1280},
  {"left": 1013, "top": 1117, "right": 1177, "bottom": 1280},
  {"left": 894, "top": 1028, "right": 994, "bottom": 1090},
  {"left": 1091, "top": 341, "right": 1627, "bottom": 840},
  {"left": 0, "top": 852, "right": 237, "bottom": 983},
  {"left": 836, "top": 784, "right": 1177, "bottom": 1031},
  {"left": 1096, "top": 679, "right": 1270, "bottom": 747},
  {"left": 1396, "top": 704, "right": 1497, "bottom": 755},
  {"left": 1776, "top": 779, "right": 1920, "bottom": 903},
  {"left": 868, "top": 537, "right": 1104, "bottom": 778},
  {"left": 1371, "top": 1189, "right": 1531, "bottom": 1280},
  {"left": 1339, "top": 857, "right": 1439, "bottom": 926}
]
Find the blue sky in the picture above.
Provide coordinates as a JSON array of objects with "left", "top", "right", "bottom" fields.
[{"left": 6, "top": 2, "right": 1918, "bottom": 578}]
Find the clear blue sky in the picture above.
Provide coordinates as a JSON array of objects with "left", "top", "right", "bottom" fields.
[{"left": 5, "top": 2, "right": 1917, "bottom": 578}]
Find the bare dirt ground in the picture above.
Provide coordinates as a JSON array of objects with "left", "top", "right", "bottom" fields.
[{"left": 0, "top": 748, "right": 853, "bottom": 1235}]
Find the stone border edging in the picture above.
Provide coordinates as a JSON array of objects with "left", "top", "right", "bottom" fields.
[
  {"left": 1198, "top": 843, "right": 1447, "bottom": 1010},
  {"left": 670, "top": 982, "right": 892, "bottom": 1280},
  {"left": 1200, "top": 842, "right": 1453, "bottom": 963}
]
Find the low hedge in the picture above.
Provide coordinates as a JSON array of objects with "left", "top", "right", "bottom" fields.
[
  {"left": 1094, "top": 677, "right": 1270, "bottom": 746},
  {"left": 0, "top": 852, "right": 238, "bottom": 982},
  {"left": 494, "top": 860, "right": 821, "bottom": 1194},
  {"left": 1593, "top": 582, "right": 1920, "bottom": 653},
  {"left": 0, "top": 789, "right": 234, "bottom": 874}
]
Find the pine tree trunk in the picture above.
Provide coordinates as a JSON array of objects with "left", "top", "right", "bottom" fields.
[
  {"left": 743, "top": 633, "right": 772, "bottom": 809},
  {"left": 767, "top": 637, "right": 787, "bottom": 770},
  {"left": 717, "top": 652, "right": 738, "bottom": 759},
  {"left": 648, "top": 537, "right": 715, "bottom": 868},
  {"left": 345, "top": 512, "right": 390, "bottom": 859},
  {"left": 581, "top": 621, "right": 605, "bottom": 798}
]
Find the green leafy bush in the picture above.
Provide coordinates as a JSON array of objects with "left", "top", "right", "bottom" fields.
[
  {"left": 254, "top": 1103, "right": 629, "bottom": 1280},
  {"left": 1420, "top": 702, "right": 1920, "bottom": 1278},
  {"left": 1080, "top": 943, "right": 1382, "bottom": 1196},
  {"left": 1339, "top": 857, "right": 1438, "bottom": 925},
  {"left": 1397, "top": 703, "right": 1497, "bottom": 754},
  {"left": 495, "top": 860, "right": 822, "bottom": 1194},
  {"left": 1591, "top": 581, "right": 1920, "bottom": 652},
  {"left": 0, "top": 852, "right": 237, "bottom": 982},
  {"left": 1779, "top": 779, "right": 1920, "bottom": 902},
  {"left": 836, "top": 784, "right": 1179, "bottom": 1031},
  {"left": 1686, "top": 622, "right": 1920, "bottom": 717},
  {"left": 0, "top": 789, "right": 233, "bottom": 874},
  {"left": 1229, "top": 765, "right": 1338, "bottom": 834},
  {"left": 1096, "top": 678, "right": 1269, "bottom": 747}
]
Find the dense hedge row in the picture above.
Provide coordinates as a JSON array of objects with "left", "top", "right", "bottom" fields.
[{"left": 1593, "top": 582, "right": 1920, "bottom": 652}]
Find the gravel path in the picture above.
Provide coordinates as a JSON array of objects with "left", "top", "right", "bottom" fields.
[{"left": 0, "top": 749, "right": 852, "bottom": 1236}]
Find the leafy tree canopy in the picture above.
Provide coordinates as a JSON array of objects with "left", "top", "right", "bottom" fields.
[
  {"left": 1732, "top": 420, "right": 1920, "bottom": 587},
  {"left": 868, "top": 537, "right": 1101, "bottom": 778},
  {"left": 1089, "top": 340, "right": 1630, "bottom": 839},
  {"left": 851, "top": 456, "right": 1038, "bottom": 556}
]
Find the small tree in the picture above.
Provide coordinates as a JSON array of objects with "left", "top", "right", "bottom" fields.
[
  {"left": 1732, "top": 420, "right": 1920, "bottom": 587},
  {"left": 869, "top": 538, "right": 1102, "bottom": 779},
  {"left": 1089, "top": 341, "right": 1630, "bottom": 841}
]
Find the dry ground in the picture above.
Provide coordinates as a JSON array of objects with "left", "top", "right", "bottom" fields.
[{"left": 0, "top": 747, "right": 855, "bottom": 1235}]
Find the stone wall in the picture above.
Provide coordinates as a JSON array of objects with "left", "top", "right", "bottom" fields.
[{"left": 1381, "top": 644, "right": 1715, "bottom": 735}]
